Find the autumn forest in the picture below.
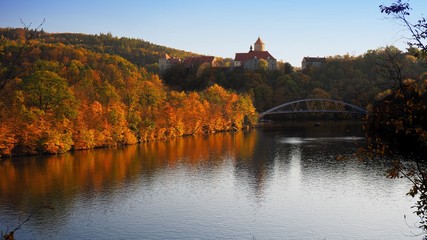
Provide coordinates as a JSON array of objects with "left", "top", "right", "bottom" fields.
[
  {"left": 0, "top": 27, "right": 426, "bottom": 157},
  {"left": 0, "top": 28, "right": 259, "bottom": 156}
]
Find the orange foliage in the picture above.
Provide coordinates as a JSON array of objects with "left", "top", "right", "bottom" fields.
[
  {"left": 0, "top": 131, "right": 258, "bottom": 209},
  {"left": 0, "top": 125, "right": 17, "bottom": 157},
  {"left": 0, "top": 35, "right": 257, "bottom": 156}
]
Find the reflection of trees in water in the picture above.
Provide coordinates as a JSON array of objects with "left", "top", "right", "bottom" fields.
[
  {"left": 0, "top": 123, "right": 366, "bottom": 212},
  {"left": 0, "top": 124, "right": 375, "bottom": 236},
  {"left": 263, "top": 121, "right": 364, "bottom": 139},
  {"left": 0, "top": 145, "right": 142, "bottom": 211},
  {"left": 0, "top": 130, "right": 259, "bottom": 212},
  {"left": 234, "top": 130, "right": 277, "bottom": 201},
  {"left": 232, "top": 122, "right": 366, "bottom": 203},
  {"left": 0, "top": 124, "right": 368, "bottom": 231}
]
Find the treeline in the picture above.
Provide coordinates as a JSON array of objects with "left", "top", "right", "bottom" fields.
[
  {"left": 163, "top": 47, "right": 427, "bottom": 112},
  {"left": 366, "top": 78, "right": 427, "bottom": 154},
  {"left": 364, "top": 47, "right": 427, "bottom": 155},
  {"left": 0, "top": 33, "right": 257, "bottom": 157},
  {"left": 0, "top": 28, "right": 199, "bottom": 70}
]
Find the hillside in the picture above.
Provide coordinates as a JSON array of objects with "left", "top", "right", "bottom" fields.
[
  {"left": 0, "top": 28, "right": 199, "bottom": 68},
  {"left": 0, "top": 28, "right": 257, "bottom": 157}
]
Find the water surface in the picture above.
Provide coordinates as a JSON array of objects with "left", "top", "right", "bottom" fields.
[{"left": 0, "top": 122, "right": 421, "bottom": 239}]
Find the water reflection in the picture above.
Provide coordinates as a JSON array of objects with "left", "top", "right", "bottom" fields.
[
  {"left": 0, "top": 122, "right": 420, "bottom": 239},
  {"left": 0, "top": 122, "right": 364, "bottom": 211},
  {"left": 0, "top": 131, "right": 259, "bottom": 211},
  {"left": 288, "top": 145, "right": 303, "bottom": 188}
]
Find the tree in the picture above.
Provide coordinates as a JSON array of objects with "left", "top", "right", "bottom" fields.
[
  {"left": 380, "top": 0, "right": 427, "bottom": 54},
  {"left": 257, "top": 59, "right": 268, "bottom": 71},
  {"left": 310, "top": 87, "right": 331, "bottom": 99},
  {"left": 22, "top": 70, "right": 76, "bottom": 118},
  {"left": 253, "top": 84, "right": 273, "bottom": 112},
  {"left": 0, "top": 19, "right": 45, "bottom": 94},
  {"left": 369, "top": 0, "right": 427, "bottom": 235}
]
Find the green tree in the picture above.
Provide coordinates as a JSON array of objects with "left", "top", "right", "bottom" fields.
[
  {"left": 253, "top": 84, "right": 273, "bottom": 112},
  {"left": 22, "top": 70, "right": 76, "bottom": 118}
]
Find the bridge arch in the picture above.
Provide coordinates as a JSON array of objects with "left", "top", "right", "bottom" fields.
[{"left": 259, "top": 99, "right": 367, "bottom": 119}]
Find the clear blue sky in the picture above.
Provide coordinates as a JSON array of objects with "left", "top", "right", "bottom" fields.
[{"left": 1, "top": 0, "right": 426, "bottom": 66}]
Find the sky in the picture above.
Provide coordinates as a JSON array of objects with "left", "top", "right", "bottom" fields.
[{"left": 1, "top": 0, "right": 426, "bottom": 66}]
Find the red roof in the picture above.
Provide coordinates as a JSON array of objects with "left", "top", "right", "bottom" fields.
[
  {"left": 183, "top": 56, "right": 215, "bottom": 66},
  {"left": 235, "top": 51, "right": 276, "bottom": 62},
  {"left": 169, "top": 57, "right": 181, "bottom": 64}
]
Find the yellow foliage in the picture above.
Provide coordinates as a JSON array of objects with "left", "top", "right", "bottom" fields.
[
  {"left": 41, "top": 130, "right": 73, "bottom": 154},
  {"left": 375, "top": 89, "right": 393, "bottom": 101},
  {"left": 73, "top": 129, "right": 96, "bottom": 150}
]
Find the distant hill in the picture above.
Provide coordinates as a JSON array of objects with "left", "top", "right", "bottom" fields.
[{"left": 0, "top": 28, "right": 199, "bottom": 68}]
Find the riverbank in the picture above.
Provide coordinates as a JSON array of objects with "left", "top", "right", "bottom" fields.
[
  {"left": 1, "top": 120, "right": 367, "bottom": 158},
  {"left": 0, "top": 123, "right": 255, "bottom": 158}
]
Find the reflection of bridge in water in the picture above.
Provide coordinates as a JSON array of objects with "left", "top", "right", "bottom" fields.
[{"left": 259, "top": 99, "right": 367, "bottom": 119}]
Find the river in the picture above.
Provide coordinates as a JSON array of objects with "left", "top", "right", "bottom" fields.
[{"left": 0, "top": 122, "right": 422, "bottom": 239}]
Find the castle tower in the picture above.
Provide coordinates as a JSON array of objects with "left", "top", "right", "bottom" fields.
[{"left": 254, "top": 37, "right": 265, "bottom": 52}]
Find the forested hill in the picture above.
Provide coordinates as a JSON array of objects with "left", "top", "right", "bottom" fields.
[
  {"left": 0, "top": 27, "right": 257, "bottom": 157},
  {"left": 0, "top": 28, "right": 199, "bottom": 67}
]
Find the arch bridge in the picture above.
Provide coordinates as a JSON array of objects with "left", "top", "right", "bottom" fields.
[{"left": 259, "top": 99, "right": 367, "bottom": 119}]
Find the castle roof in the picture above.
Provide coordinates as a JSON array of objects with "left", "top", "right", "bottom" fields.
[
  {"left": 255, "top": 37, "right": 264, "bottom": 44},
  {"left": 161, "top": 53, "right": 170, "bottom": 59},
  {"left": 169, "top": 57, "right": 181, "bottom": 64},
  {"left": 302, "top": 57, "right": 326, "bottom": 62},
  {"left": 161, "top": 53, "right": 181, "bottom": 64},
  {"left": 235, "top": 51, "right": 276, "bottom": 62},
  {"left": 183, "top": 56, "right": 215, "bottom": 66}
]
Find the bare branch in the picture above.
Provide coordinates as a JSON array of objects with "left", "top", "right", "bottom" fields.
[
  {"left": 1, "top": 202, "right": 54, "bottom": 240},
  {"left": 0, "top": 18, "right": 46, "bottom": 94}
]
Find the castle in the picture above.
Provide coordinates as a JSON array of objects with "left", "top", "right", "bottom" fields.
[
  {"left": 301, "top": 57, "right": 326, "bottom": 69},
  {"left": 234, "top": 37, "right": 277, "bottom": 70},
  {"left": 158, "top": 54, "right": 218, "bottom": 72},
  {"left": 159, "top": 37, "right": 277, "bottom": 71}
]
